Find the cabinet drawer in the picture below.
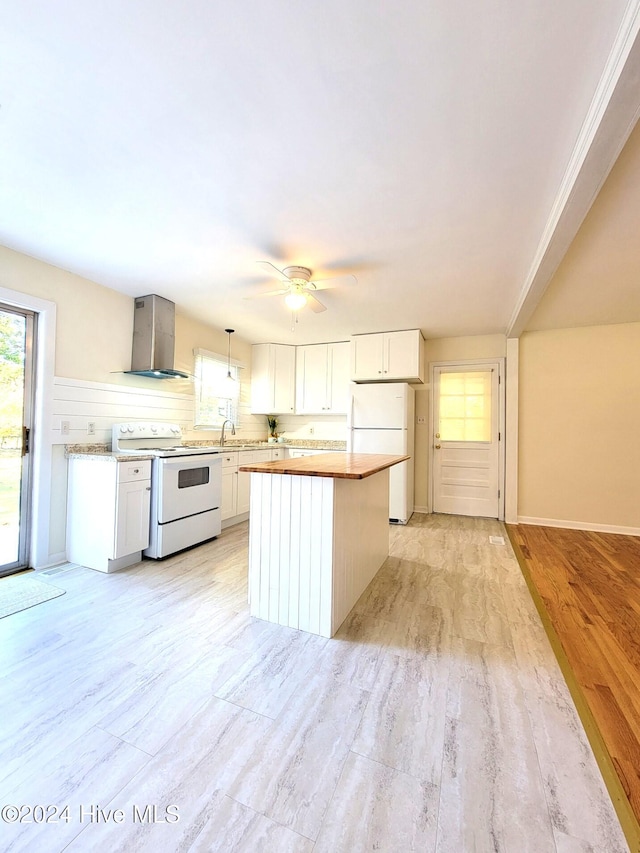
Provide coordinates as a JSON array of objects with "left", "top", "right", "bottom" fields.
[
  {"left": 239, "top": 449, "right": 271, "bottom": 464},
  {"left": 270, "top": 448, "right": 285, "bottom": 460},
  {"left": 221, "top": 452, "right": 239, "bottom": 469},
  {"left": 117, "top": 460, "right": 151, "bottom": 483}
]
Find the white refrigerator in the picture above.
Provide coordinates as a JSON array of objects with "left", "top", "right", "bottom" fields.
[{"left": 347, "top": 382, "right": 415, "bottom": 524}]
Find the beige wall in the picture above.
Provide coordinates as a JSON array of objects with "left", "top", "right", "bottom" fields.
[
  {"left": 425, "top": 334, "right": 506, "bottom": 363},
  {"left": 0, "top": 245, "right": 135, "bottom": 382},
  {"left": 0, "top": 246, "right": 256, "bottom": 418},
  {"left": 518, "top": 322, "right": 640, "bottom": 530},
  {"left": 413, "top": 334, "right": 507, "bottom": 510}
]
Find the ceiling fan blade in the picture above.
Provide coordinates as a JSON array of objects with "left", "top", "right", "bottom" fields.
[
  {"left": 307, "top": 292, "right": 327, "bottom": 313},
  {"left": 257, "top": 261, "right": 291, "bottom": 281},
  {"left": 244, "top": 287, "right": 290, "bottom": 300},
  {"left": 309, "top": 273, "right": 358, "bottom": 291}
]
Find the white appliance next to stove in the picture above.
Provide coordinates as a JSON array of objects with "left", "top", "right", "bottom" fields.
[{"left": 112, "top": 422, "right": 222, "bottom": 559}]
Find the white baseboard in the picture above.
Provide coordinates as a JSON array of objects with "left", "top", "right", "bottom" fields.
[
  {"left": 517, "top": 516, "right": 640, "bottom": 537},
  {"left": 32, "top": 551, "right": 68, "bottom": 570},
  {"left": 413, "top": 506, "right": 429, "bottom": 514},
  {"left": 221, "top": 512, "right": 249, "bottom": 530}
]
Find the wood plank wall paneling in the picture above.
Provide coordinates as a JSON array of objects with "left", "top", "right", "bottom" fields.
[
  {"left": 247, "top": 470, "right": 389, "bottom": 638},
  {"left": 52, "top": 376, "right": 194, "bottom": 444},
  {"left": 331, "top": 474, "right": 389, "bottom": 631},
  {"left": 506, "top": 523, "right": 640, "bottom": 853},
  {"left": 249, "top": 472, "right": 335, "bottom": 636}
]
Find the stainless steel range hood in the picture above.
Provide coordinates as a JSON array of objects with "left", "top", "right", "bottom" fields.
[{"left": 125, "top": 294, "right": 190, "bottom": 379}]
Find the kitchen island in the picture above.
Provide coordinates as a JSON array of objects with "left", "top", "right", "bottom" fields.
[{"left": 239, "top": 452, "right": 409, "bottom": 638}]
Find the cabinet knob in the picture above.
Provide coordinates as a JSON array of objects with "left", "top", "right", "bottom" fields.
[
  {"left": 378, "top": 370, "right": 382, "bottom": 374},
  {"left": 146, "top": 486, "right": 151, "bottom": 490}
]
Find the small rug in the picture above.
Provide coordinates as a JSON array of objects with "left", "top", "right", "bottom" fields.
[{"left": 0, "top": 574, "right": 65, "bottom": 619}]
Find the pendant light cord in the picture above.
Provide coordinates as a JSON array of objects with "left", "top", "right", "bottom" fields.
[{"left": 225, "top": 328, "right": 234, "bottom": 378}]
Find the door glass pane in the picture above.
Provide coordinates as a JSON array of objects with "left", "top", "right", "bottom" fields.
[
  {"left": 439, "top": 370, "right": 492, "bottom": 442},
  {"left": 0, "top": 309, "right": 26, "bottom": 567}
]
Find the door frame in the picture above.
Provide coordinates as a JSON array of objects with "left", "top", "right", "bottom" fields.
[
  {"left": 428, "top": 358, "right": 506, "bottom": 520},
  {"left": 0, "top": 303, "right": 37, "bottom": 574},
  {"left": 0, "top": 286, "right": 56, "bottom": 569}
]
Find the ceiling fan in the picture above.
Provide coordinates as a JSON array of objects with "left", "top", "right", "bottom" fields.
[{"left": 249, "top": 262, "right": 357, "bottom": 313}]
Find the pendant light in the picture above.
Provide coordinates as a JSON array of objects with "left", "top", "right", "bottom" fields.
[{"left": 225, "top": 328, "right": 236, "bottom": 388}]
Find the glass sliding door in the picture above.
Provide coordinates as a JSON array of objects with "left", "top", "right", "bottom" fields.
[{"left": 0, "top": 303, "right": 35, "bottom": 575}]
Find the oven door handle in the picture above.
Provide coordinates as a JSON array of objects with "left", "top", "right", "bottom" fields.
[{"left": 160, "top": 455, "right": 221, "bottom": 469}]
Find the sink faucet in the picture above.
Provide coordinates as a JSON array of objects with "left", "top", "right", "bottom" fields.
[{"left": 220, "top": 419, "right": 236, "bottom": 446}]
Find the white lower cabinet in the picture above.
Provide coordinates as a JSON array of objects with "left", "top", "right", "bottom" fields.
[
  {"left": 221, "top": 452, "right": 239, "bottom": 522},
  {"left": 222, "top": 447, "right": 284, "bottom": 526},
  {"left": 67, "top": 457, "right": 152, "bottom": 573}
]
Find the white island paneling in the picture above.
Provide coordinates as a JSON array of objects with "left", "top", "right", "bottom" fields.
[{"left": 248, "top": 469, "right": 389, "bottom": 637}]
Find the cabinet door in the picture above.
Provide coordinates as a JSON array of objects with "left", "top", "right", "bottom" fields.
[
  {"left": 114, "top": 479, "right": 151, "bottom": 558},
  {"left": 295, "top": 344, "right": 328, "bottom": 414},
  {"left": 385, "top": 330, "right": 423, "bottom": 381},
  {"left": 327, "top": 342, "right": 349, "bottom": 413},
  {"left": 250, "top": 344, "right": 272, "bottom": 414},
  {"left": 221, "top": 468, "right": 237, "bottom": 521},
  {"left": 236, "top": 469, "right": 251, "bottom": 515},
  {"left": 350, "top": 334, "right": 384, "bottom": 380},
  {"left": 272, "top": 344, "right": 296, "bottom": 414},
  {"left": 251, "top": 343, "right": 296, "bottom": 414},
  {"left": 237, "top": 450, "right": 271, "bottom": 515}
]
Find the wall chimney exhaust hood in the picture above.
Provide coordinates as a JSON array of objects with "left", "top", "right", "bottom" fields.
[{"left": 125, "top": 294, "right": 190, "bottom": 379}]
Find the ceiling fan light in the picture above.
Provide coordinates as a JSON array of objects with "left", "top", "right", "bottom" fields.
[{"left": 284, "top": 291, "right": 308, "bottom": 311}]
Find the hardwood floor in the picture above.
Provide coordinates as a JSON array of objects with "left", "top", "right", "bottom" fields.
[
  {"left": 507, "top": 523, "right": 640, "bottom": 852},
  {"left": 0, "top": 516, "right": 628, "bottom": 852}
]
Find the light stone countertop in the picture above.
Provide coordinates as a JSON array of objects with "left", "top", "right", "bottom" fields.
[
  {"left": 65, "top": 450, "right": 154, "bottom": 462},
  {"left": 65, "top": 439, "right": 347, "bottom": 459}
]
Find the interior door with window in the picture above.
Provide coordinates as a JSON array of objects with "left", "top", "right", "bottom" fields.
[
  {"left": 432, "top": 362, "right": 503, "bottom": 519},
  {"left": 0, "top": 304, "right": 35, "bottom": 575}
]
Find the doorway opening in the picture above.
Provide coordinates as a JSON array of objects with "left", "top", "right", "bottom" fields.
[{"left": 0, "top": 303, "right": 36, "bottom": 576}]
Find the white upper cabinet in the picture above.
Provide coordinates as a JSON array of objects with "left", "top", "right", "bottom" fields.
[
  {"left": 350, "top": 330, "right": 424, "bottom": 383},
  {"left": 295, "top": 342, "right": 349, "bottom": 414},
  {"left": 251, "top": 343, "right": 296, "bottom": 414}
]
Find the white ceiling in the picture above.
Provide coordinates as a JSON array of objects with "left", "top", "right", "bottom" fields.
[{"left": 1, "top": 1, "right": 639, "bottom": 345}]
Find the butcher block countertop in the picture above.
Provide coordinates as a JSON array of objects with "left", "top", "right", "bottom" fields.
[{"left": 239, "top": 451, "right": 409, "bottom": 480}]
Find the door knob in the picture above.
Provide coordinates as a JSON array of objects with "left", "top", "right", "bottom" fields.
[{"left": 435, "top": 444, "right": 441, "bottom": 449}]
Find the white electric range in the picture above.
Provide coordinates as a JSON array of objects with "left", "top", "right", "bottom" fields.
[{"left": 112, "top": 422, "right": 222, "bottom": 559}]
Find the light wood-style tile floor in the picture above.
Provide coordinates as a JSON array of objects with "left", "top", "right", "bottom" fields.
[{"left": 0, "top": 515, "right": 628, "bottom": 852}]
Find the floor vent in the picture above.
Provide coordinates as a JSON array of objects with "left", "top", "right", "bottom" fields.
[
  {"left": 39, "top": 564, "right": 76, "bottom": 576},
  {"left": 489, "top": 535, "right": 505, "bottom": 545}
]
